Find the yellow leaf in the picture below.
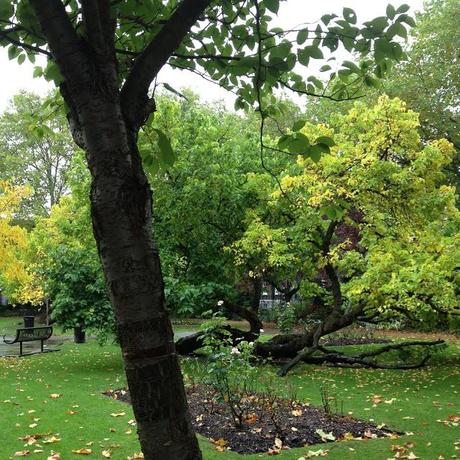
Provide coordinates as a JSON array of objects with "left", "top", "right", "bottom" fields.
[
  {"left": 43, "top": 436, "right": 61, "bottom": 444},
  {"left": 72, "top": 448, "right": 92, "bottom": 455},
  {"left": 14, "top": 451, "right": 31, "bottom": 457},
  {"left": 49, "top": 394, "right": 62, "bottom": 399},
  {"left": 102, "top": 450, "right": 111, "bottom": 458},
  {"left": 110, "top": 412, "right": 126, "bottom": 417},
  {"left": 47, "top": 453, "right": 61, "bottom": 460}
]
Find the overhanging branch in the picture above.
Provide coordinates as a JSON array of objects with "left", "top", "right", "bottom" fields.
[{"left": 120, "top": 0, "right": 213, "bottom": 129}]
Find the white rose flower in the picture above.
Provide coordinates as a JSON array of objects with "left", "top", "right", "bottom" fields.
[{"left": 231, "top": 347, "right": 241, "bottom": 355}]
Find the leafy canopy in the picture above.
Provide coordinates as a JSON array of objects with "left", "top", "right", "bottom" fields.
[{"left": 233, "top": 96, "right": 460, "bottom": 328}]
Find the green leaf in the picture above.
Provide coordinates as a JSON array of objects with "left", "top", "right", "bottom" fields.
[
  {"left": 7, "top": 45, "right": 19, "bottom": 60},
  {"left": 387, "top": 22, "right": 407, "bottom": 39},
  {"left": 396, "top": 4, "right": 410, "bottom": 14},
  {"left": 321, "top": 14, "right": 337, "bottom": 26},
  {"left": 153, "top": 129, "right": 176, "bottom": 168},
  {"left": 264, "top": 0, "right": 280, "bottom": 14},
  {"left": 386, "top": 4, "right": 396, "bottom": 19},
  {"left": 44, "top": 61, "right": 64, "bottom": 84},
  {"left": 297, "top": 49, "right": 310, "bottom": 66},
  {"left": 343, "top": 7, "right": 357, "bottom": 24},
  {"left": 306, "top": 144, "right": 323, "bottom": 162},
  {"left": 297, "top": 29, "right": 309, "bottom": 45},
  {"left": 315, "top": 136, "right": 335, "bottom": 147},
  {"left": 287, "top": 132, "right": 310, "bottom": 153},
  {"left": 320, "top": 64, "right": 331, "bottom": 72},
  {"left": 304, "top": 45, "right": 323, "bottom": 59},
  {"left": 0, "top": 0, "right": 14, "bottom": 18},
  {"left": 364, "top": 75, "right": 380, "bottom": 88},
  {"left": 33, "top": 66, "right": 43, "bottom": 78},
  {"left": 292, "top": 119, "right": 306, "bottom": 132},
  {"left": 374, "top": 38, "right": 392, "bottom": 63},
  {"left": 396, "top": 13, "right": 416, "bottom": 27},
  {"left": 17, "top": 54, "right": 26, "bottom": 65}
]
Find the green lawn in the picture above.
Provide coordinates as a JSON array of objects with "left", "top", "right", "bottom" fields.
[{"left": 0, "top": 331, "right": 459, "bottom": 459}]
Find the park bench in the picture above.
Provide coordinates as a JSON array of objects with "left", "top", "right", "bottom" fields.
[{"left": 3, "top": 326, "right": 53, "bottom": 356}]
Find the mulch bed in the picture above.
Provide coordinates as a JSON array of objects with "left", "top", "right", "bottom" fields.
[{"left": 103, "top": 385, "right": 398, "bottom": 455}]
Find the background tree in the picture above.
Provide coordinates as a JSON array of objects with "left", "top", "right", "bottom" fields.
[
  {"left": 0, "top": 91, "right": 74, "bottom": 223},
  {"left": 301, "top": 0, "right": 460, "bottom": 192},
  {"left": 144, "top": 93, "right": 276, "bottom": 318},
  {"left": 0, "top": 181, "right": 43, "bottom": 304},
  {"left": 230, "top": 97, "right": 460, "bottom": 372},
  {"left": 0, "top": 1, "right": 415, "bottom": 457},
  {"left": 30, "top": 153, "right": 113, "bottom": 339},
  {"left": 385, "top": 0, "right": 460, "bottom": 191}
]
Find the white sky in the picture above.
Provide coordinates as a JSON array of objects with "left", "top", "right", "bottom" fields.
[{"left": 0, "top": 0, "right": 424, "bottom": 111}]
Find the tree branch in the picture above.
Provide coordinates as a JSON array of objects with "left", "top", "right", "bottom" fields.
[
  {"left": 29, "top": 0, "right": 91, "bottom": 87},
  {"left": 120, "top": 0, "right": 213, "bottom": 130},
  {"left": 0, "top": 29, "right": 52, "bottom": 57}
]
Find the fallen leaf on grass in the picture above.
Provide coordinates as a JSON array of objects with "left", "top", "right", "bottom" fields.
[
  {"left": 127, "top": 453, "right": 144, "bottom": 459},
  {"left": 47, "top": 453, "right": 60, "bottom": 460},
  {"left": 371, "top": 395, "right": 384, "bottom": 404},
  {"left": 72, "top": 448, "right": 92, "bottom": 455},
  {"left": 298, "top": 449, "right": 329, "bottom": 458},
  {"left": 102, "top": 450, "right": 111, "bottom": 458},
  {"left": 110, "top": 412, "right": 126, "bottom": 417},
  {"left": 14, "top": 451, "right": 30, "bottom": 457},
  {"left": 49, "top": 394, "right": 61, "bottom": 399},
  {"left": 43, "top": 436, "right": 61, "bottom": 444}
]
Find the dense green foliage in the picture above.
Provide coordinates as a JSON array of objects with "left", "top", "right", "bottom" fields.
[{"left": 233, "top": 96, "right": 460, "bottom": 330}]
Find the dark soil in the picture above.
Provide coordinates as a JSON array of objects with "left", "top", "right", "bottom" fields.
[{"left": 103, "top": 385, "right": 398, "bottom": 455}]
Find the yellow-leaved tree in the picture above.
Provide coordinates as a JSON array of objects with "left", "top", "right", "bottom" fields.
[{"left": 0, "top": 181, "right": 43, "bottom": 305}]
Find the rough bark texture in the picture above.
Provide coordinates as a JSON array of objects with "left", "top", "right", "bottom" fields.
[{"left": 28, "top": 1, "right": 209, "bottom": 458}]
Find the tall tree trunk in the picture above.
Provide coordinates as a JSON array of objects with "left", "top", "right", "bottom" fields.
[
  {"left": 80, "top": 96, "right": 201, "bottom": 459},
  {"left": 251, "top": 277, "right": 262, "bottom": 313}
]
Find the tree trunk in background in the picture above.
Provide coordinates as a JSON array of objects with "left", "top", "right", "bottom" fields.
[{"left": 251, "top": 277, "right": 262, "bottom": 314}]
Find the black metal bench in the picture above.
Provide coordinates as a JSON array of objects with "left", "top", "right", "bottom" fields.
[{"left": 3, "top": 326, "right": 53, "bottom": 356}]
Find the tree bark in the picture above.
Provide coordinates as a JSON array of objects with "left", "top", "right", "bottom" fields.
[{"left": 82, "top": 98, "right": 201, "bottom": 460}]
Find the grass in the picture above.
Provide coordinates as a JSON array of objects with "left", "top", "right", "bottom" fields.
[{"left": 0, "top": 322, "right": 459, "bottom": 459}]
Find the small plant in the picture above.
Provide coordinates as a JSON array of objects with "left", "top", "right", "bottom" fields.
[
  {"left": 276, "top": 302, "right": 297, "bottom": 333},
  {"left": 199, "top": 316, "right": 258, "bottom": 428},
  {"left": 320, "top": 384, "right": 343, "bottom": 419}
]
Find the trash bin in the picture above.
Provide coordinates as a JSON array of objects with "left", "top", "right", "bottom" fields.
[
  {"left": 74, "top": 326, "right": 86, "bottom": 343},
  {"left": 24, "top": 316, "right": 35, "bottom": 328}
]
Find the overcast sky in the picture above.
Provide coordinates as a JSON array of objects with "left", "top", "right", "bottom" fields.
[{"left": 0, "top": 0, "right": 425, "bottom": 111}]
